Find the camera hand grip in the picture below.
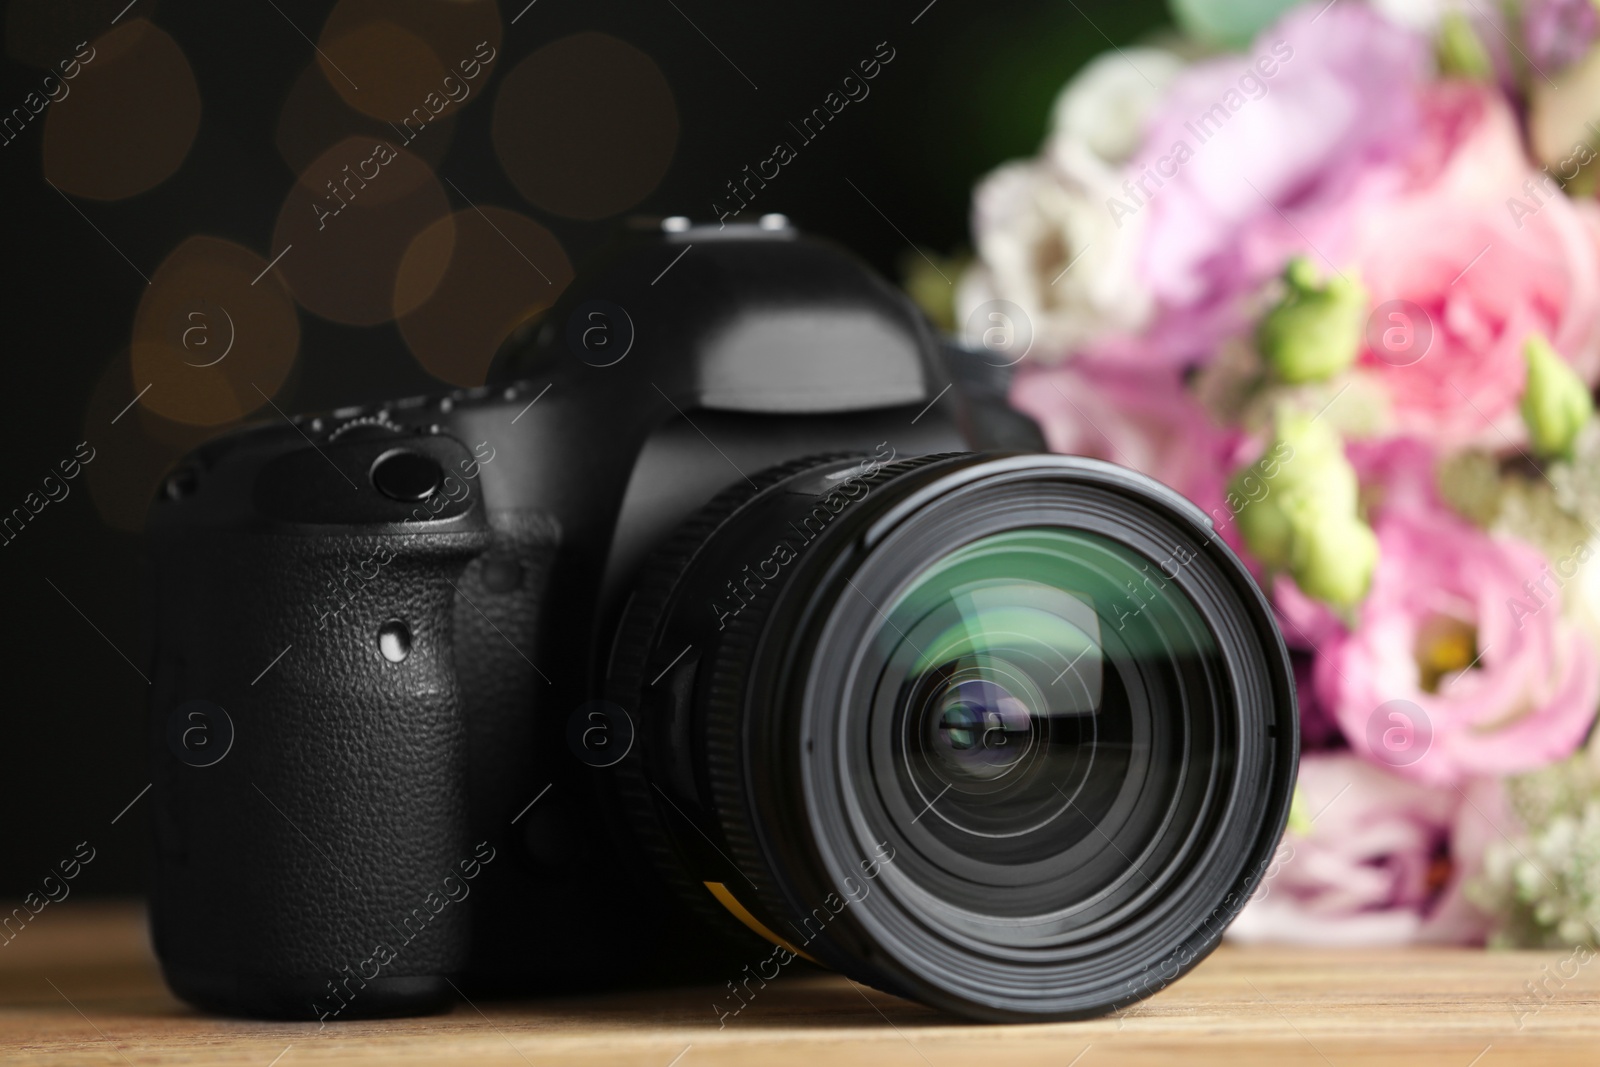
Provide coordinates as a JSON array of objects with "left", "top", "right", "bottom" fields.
[{"left": 147, "top": 437, "right": 494, "bottom": 1020}]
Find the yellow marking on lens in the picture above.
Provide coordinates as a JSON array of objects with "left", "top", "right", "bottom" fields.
[{"left": 703, "top": 881, "right": 819, "bottom": 964}]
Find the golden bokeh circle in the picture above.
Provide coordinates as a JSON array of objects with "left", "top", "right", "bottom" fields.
[
  {"left": 272, "top": 135, "right": 454, "bottom": 326},
  {"left": 277, "top": 59, "right": 457, "bottom": 176},
  {"left": 491, "top": 32, "right": 679, "bottom": 220},
  {"left": 41, "top": 18, "right": 199, "bottom": 201},
  {"left": 130, "top": 236, "right": 301, "bottom": 426},
  {"left": 316, "top": 0, "right": 502, "bottom": 123},
  {"left": 396, "top": 207, "right": 573, "bottom": 387}
]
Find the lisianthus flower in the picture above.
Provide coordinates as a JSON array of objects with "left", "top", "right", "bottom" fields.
[
  {"left": 1046, "top": 47, "right": 1186, "bottom": 167},
  {"left": 1008, "top": 358, "right": 1236, "bottom": 507},
  {"left": 959, "top": 146, "right": 1156, "bottom": 363},
  {"left": 960, "top": 48, "right": 1183, "bottom": 362},
  {"left": 1116, "top": 2, "right": 1429, "bottom": 366},
  {"left": 1227, "top": 753, "right": 1492, "bottom": 946},
  {"left": 1349, "top": 83, "right": 1600, "bottom": 452},
  {"left": 1301, "top": 495, "right": 1599, "bottom": 785},
  {"left": 1331, "top": 3, "right": 1513, "bottom": 83}
]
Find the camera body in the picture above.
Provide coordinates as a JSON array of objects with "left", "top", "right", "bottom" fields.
[{"left": 144, "top": 219, "right": 1048, "bottom": 1019}]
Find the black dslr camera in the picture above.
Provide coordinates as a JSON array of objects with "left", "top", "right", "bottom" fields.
[{"left": 144, "top": 218, "right": 1296, "bottom": 1023}]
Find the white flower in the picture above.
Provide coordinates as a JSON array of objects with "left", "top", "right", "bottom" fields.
[
  {"left": 957, "top": 47, "right": 1183, "bottom": 363},
  {"left": 1468, "top": 758, "right": 1600, "bottom": 947},
  {"left": 960, "top": 145, "right": 1152, "bottom": 362},
  {"left": 1046, "top": 48, "right": 1186, "bottom": 166},
  {"left": 1368, "top": 0, "right": 1459, "bottom": 32}
]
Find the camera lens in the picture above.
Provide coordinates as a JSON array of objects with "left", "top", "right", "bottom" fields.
[
  {"left": 611, "top": 453, "right": 1296, "bottom": 1021},
  {"left": 871, "top": 525, "right": 1221, "bottom": 919}
]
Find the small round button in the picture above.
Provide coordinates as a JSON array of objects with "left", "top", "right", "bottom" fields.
[
  {"left": 371, "top": 449, "right": 442, "bottom": 502},
  {"left": 378, "top": 619, "right": 412, "bottom": 662}
]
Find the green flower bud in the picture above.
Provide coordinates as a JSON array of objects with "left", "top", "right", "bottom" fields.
[
  {"left": 1261, "top": 410, "right": 1358, "bottom": 509},
  {"left": 1229, "top": 411, "right": 1376, "bottom": 609},
  {"left": 1520, "top": 333, "right": 1593, "bottom": 459},
  {"left": 1436, "top": 10, "right": 1494, "bottom": 81},
  {"left": 1233, "top": 474, "right": 1296, "bottom": 570},
  {"left": 1231, "top": 410, "right": 1359, "bottom": 571},
  {"left": 1257, "top": 257, "right": 1368, "bottom": 384},
  {"left": 1286, "top": 502, "right": 1378, "bottom": 611}
]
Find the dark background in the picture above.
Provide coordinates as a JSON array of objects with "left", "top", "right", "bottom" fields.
[{"left": 0, "top": 0, "right": 1166, "bottom": 897}]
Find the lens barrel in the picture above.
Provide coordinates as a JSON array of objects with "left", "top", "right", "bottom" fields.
[{"left": 609, "top": 452, "right": 1296, "bottom": 1021}]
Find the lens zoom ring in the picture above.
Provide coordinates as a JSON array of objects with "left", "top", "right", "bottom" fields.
[{"left": 604, "top": 454, "right": 866, "bottom": 951}]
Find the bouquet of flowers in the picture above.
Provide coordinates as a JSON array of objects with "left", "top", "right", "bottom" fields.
[{"left": 951, "top": 0, "right": 1600, "bottom": 947}]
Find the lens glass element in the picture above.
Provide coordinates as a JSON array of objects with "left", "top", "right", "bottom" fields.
[{"left": 863, "top": 527, "right": 1229, "bottom": 920}]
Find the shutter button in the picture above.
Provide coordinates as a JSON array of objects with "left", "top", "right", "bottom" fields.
[{"left": 371, "top": 450, "right": 443, "bottom": 501}]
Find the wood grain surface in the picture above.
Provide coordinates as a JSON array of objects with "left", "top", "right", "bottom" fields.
[{"left": 3, "top": 904, "right": 1598, "bottom": 1066}]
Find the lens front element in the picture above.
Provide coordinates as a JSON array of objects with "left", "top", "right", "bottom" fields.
[
  {"left": 867, "top": 526, "right": 1229, "bottom": 921},
  {"left": 891, "top": 534, "right": 1110, "bottom": 846}
]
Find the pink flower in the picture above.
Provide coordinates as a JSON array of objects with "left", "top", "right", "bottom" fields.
[
  {"left": 1227, "top": 754, "right": 1494, "bottom": 946},
  {"left": 1008, "top": 359, "right": 1237, "bottom": 511},
  {"left": 1269, "top": 438, "right": 1443, "bottom": 732},
  {"left": 1115, "top": 3, "right": 1429, "bottom": 366},
  {"left": 1349, "top": 83, "right": 1600, "bottom": 451},
  {"left": 1345, "top": 435, "right": 1444, "bottom": 517},
  {"left": 1309, "top": 500, "right": 1599, "bottom": 786}
]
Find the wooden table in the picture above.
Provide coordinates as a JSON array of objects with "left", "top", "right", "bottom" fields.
[{"left": 3, "top": 904, "right": 1597, "bottom": 1065}]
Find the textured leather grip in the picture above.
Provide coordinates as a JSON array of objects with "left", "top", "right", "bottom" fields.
[{"left": 148, "top": 523, "right": 491, "bottom": 1019}]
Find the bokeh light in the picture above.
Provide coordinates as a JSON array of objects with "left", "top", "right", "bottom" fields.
[
  {"left": 130, "top": 236, "right": 300, "bottom": 426},
  {"left": 491, "top": 32, "right": 679, "bottom": 220},
  {"left": 276, "top": 59, "right": 457, "bottom": 175},
  {"left": 41, "top": 18, "right": 199, "bottom": 200},
  {"left": 315, "top": 0, "right": 502, "bottom": 124},
  {"left": 395, "top": 206, "right": 573, "bottom": 387},
  {"left": 272, "top": 135, "right": 453, "bottom": 326}
]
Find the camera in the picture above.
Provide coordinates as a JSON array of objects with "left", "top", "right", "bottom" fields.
[{"left": 143, "top": 217, "right": 1297, "bottom": 1023}]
